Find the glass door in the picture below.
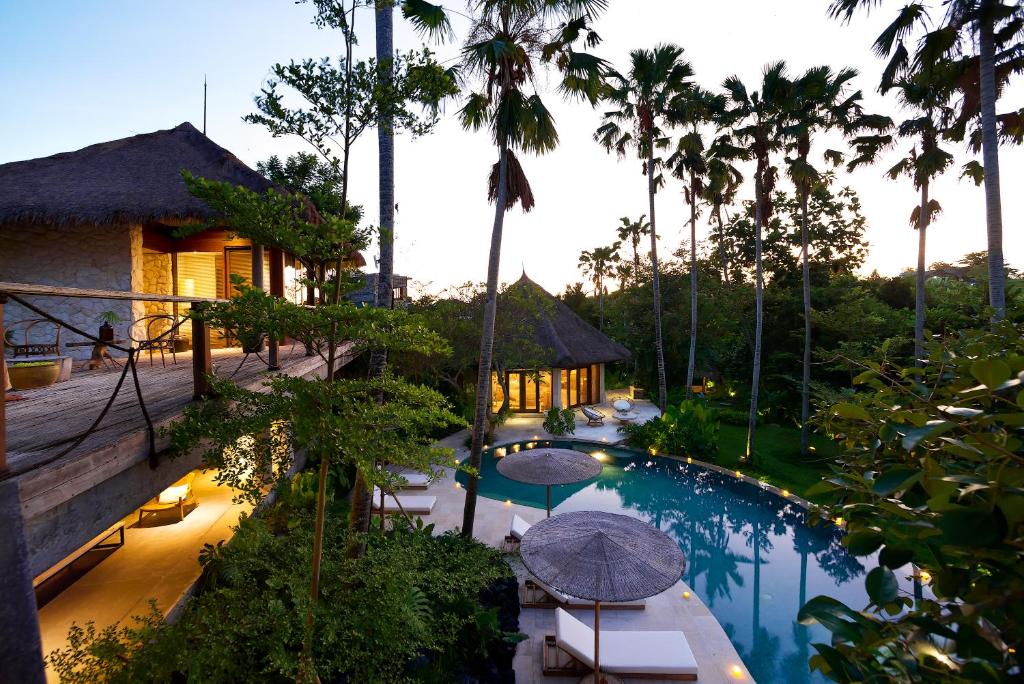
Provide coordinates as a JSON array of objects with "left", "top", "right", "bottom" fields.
[
  {"left": 508, "top": 372, "right": 522, "bottom": 411},
  {"left": 522, "top": 374, "right": 538, "bottom": 412}
]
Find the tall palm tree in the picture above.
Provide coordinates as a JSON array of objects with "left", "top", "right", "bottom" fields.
[
  {"left": 596, "top": 44, "right": 695, "bottom": 411},
  {"left": 667, "top": 86, "right": 728, "bottom": 399},
  {"left": 849, "top": 66, "right": 956, "bottom": 366},
  {"left": 829, "top": 0, "right": 1024, "bottom": 319},
  {"left": 459, "top": 0, "right": 607, "bottom": 538},
  {"left": 578, "top": 242, "right": 621, "bottom": 330},
  {"left": 703, "top": 136, "right": 745, "bottom": 286},
  {"left": 616, "top": 214, "right": 651, "bottom": 283},
  {"left": 723, "top": 62, "right": 795, "bottom": 462},
  {"left": 782, "top": 65, "right": 885, "bottom": 456}
]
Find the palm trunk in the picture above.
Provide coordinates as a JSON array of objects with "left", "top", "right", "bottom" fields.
[
  {"left": 799, "top": 190, "right": 811, "bottom": 457},
  {"left": 745, "top": 176, "right": 765, "bottom": 462},
  {"left": 462, "top": 143, "right": 510, "bottom": 538},
  {"left": 915, "top": 179, "right": 929, "bottom": 366},
  {"left": 979, "top": 14, "right": 1005, "bottom": 320},
  {"left": 716, "top": 207, "right": 730, "bottom": 285},
  {"left": 685, "top": 176, "right": 698, "bottom": 400},
  {"left": 598, "top": 282, "right": 605, "bottom": 330},
  {"left": 368, "top": 0, "right": 395, "bottom": 376},
  {"left": 647, "top": 136, "right": 668, "bottom": 412}
]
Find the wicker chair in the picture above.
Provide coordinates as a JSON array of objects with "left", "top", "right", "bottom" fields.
[
  {"left": 7, "top": 318, "right": 62, "bottom": 357},
  {"left": 129, "top": 314, "right": 179, "bottom": 367}
]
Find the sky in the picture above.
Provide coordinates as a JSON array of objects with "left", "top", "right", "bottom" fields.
[{"left": 2, "top": 0, "right": 1021, "bottom": 297}]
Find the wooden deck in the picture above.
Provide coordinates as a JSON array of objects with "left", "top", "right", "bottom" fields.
[{"left": 5, "top": 344, "right": 343, "bottom": 474}]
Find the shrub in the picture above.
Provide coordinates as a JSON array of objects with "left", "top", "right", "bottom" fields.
[
  {"left": 717, "top": 407, "right": 749, "bottom": 426},
  {"left": 799, "top": 322, "right": 1024, "bottom": 682},
  {"left": 619, "top": 399, "right": 719, "bottom": 459},
  {"left": 542, "top": 407, "right": 577, "bottom": 436}
]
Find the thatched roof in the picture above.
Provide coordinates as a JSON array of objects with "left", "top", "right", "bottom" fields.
[
  {"left": 499, "top": 273, "right": 630, "bottom": 368},
  {"left": 0, "top": 122, "right": 280, "bottom": 226}
]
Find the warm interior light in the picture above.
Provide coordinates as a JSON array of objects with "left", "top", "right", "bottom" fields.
[{"left": 730, "top": 665, "right": 744, "bottom": 679}]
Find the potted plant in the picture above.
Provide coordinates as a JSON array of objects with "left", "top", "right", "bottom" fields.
[
  {"left": 8, "top": 360, "right": 60, "bottom": 390},
  {"left": 97, "top": 311, "right": 120, "bottom": 342}
]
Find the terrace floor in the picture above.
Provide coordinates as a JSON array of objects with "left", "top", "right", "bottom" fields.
[
  {"left": 5, "top": 344, "right": 336, "bottom": 473},
  {"left": 424, "top": 407, "right": 754, "bottom": 684}
]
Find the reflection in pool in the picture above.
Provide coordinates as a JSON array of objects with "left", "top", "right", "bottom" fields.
[{"left": 455, "top": 440, "right": 871, "bottom": 684}]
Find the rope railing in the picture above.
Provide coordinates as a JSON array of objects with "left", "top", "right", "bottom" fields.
[{"left": 1, "top": 283, "right": 224, "bottom": 481}]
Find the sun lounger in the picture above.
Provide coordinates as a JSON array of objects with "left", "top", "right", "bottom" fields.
[
  {"left": 543, "top": 608, "right": 698, "bottom": 680},
  {"left": 371, "top": 487, "right": 435, "bottom": 514},
  {"left": 389, "top": 470, "right": 431, "bottom": 490},
  {"left": 506, "top": 513, "right": 532, "bottom": 543},
  {"left": 581, "top": 406, "right": 605, "bottom": 426}
]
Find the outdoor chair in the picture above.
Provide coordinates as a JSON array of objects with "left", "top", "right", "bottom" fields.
[
  {"left": 138, "top": 472, "right": 197, "bottom": 525},
  {"left": 543, "top": 608, "right": 698, "bottom": 680},
  {"left": 581, "top": 406, "right": 605, "bottom": 426},
  {"left": 371, "top": 487, "right": 436, "bottom": 514},
  {"left": 7, "top": 318, "right": 62, "bottom": 357},
  {"left": 129, "top": 314, "right": 179, "bottom": 367},
  {"left": 382, "top": 466, "right": 431, "bottom": 490}
]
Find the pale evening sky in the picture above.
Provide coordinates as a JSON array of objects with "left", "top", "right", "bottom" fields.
[{"left": 1, "top": 0, "right": 1020, "bottom": 297}]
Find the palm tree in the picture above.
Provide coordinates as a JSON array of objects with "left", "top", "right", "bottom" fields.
[
  {"left": 578, "top": 243, "right": 621, "bottom": 330},
  {"left": 849, "top": 66, "right": 956, "bottom": 366},
  {"left": 667, "top": 86, "right": 728, "bottom": 399},
  {"left": 703, "top": 136, "right": 745, "bottom": 285},
  {"left": 616, "top": 214, "right": 651, "bottom": 283},
  {"left": 459, "top": 0, "right": 607, "bottom": 538},
  {"left": 723, "top": 62, "right": 795, "bottom": 462},
  {"left": 829, "top": 0, "right": 1024, "bottom": 319},
  {"left": 596, "top": 44, "right": 695, "bottom": 411},
  {"left": 783, "top": 65, "right": 885, "bottom": 456}
]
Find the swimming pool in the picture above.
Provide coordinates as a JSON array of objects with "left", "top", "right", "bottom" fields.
[{"left": 456, "top": 440, "right": 883, "bottom": 684}]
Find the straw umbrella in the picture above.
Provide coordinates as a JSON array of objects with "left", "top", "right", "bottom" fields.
[
  {"left": 496, "top": 448, "right": 602, "bottom": 516},
  {"left": 520, "top": 511, "right": 686, "bottom": 684}
]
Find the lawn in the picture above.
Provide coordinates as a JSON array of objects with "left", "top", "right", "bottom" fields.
[{"left": 715, "top": 422, "right": 839, "bottom": 497}]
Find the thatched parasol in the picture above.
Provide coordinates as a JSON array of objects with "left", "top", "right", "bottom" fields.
[
  {"left": 520, "top": 511, "right": 686, "bottom": 684},
  {"left": 496, "top": 447, "right": 602, "bottom": 516}
]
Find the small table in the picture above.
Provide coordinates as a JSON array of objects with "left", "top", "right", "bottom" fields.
[{"left": 66, "top": 339, "right": 127, "bottom": 369}]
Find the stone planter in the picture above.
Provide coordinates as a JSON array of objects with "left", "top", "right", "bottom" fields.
[{"left": 8, "top": 361, "right": 60, "bottom": 390}]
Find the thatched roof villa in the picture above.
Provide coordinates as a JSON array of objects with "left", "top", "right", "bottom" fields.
[
  {"left": 490, "top": 274, "right": 630, "bottom": 412},
  {"left": 0, "top": 122, "right": 362, "bottom": 357}
]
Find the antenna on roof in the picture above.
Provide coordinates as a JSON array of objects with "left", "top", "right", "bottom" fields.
[{"left": 203, "top": 74, "right": 208, "bottom": 135}]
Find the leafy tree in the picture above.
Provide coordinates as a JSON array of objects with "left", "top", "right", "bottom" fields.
[
  {"left": 802, "top": 322, "right": 1024, "bottom": 682},
  {"left": 596, "top": 43, "right": 695, "bottom": 411},
  {"left": 578, "top": 242, "right": 621, "bottom": 330},
  {"left": 176, "top": 174, "right": 460, "bottom": 681},
  {"left": 257, "top": 152, "right": 345, "bottom": 216},
  {"left": 616, "top": 214, "right": 651, "bottom": 284},
  {"left": 723, "top": 62, "right": 795, "bottom": 463},
  {"left": 703, "top": 135, "right": 746, "bottom": 285},
  {"left": 458, "top": 0, "right": 608, "bottom": 538}
]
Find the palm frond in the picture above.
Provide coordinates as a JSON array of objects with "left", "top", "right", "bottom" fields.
[{"left": 401, "top": 0, "right": 455, "bottom": 43}]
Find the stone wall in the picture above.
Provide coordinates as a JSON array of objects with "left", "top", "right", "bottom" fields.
[
  {"left": 142, "top": 249, "right": 173, "bottom": 317},
  {"left": 1, "top": 224, "right": 138, "bottom": 360}
]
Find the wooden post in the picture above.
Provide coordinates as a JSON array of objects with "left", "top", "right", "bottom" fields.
[
  {"left": 191, "top": 302, "right": 213, "bottom": 399},
  {"left": 594, "top": 599, "right": 601, "bottom": 683},
  {"left": 268, "top": 248, "right": 284, "bottom": 371},
  {"left": 251, "top": 244, "right": 265, "bottom": 291}
]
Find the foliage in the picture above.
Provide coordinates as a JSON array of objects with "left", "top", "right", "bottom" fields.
[
  {"left": 542, "top": 407, "right": 577, "bottom": 436},
  {"left": 620, "top": 399, "right": 720, "bottom": 459},
  {"left": 799, "top": 323, "right": 1024, "bottom": 682},
  {"left": 257, "top": 152, "right": 346, "bottom": 216},
  {"left": 9, "top": 360, "right": 57, "bottom": 368},
  {"left": 46, "top": 512, "right": 520, "bottom": 683},
  {"left": 96, "top": 310, "right": 121, "bottom": 325}
]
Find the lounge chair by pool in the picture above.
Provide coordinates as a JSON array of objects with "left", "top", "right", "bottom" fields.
[
  {"left": 371, "top": 487, "right": 436, "bottom": 514},
  {"left": 581, "top": 406, "right": 605, "bottom": 426},
  {"left": 544, "top": 608, "right": 698, "bottom": 680}
]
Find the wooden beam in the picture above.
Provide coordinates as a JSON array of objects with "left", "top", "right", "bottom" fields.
[
  {"left": 0, "top": 282, "right": 226, "bottom": 304},
  {"left": 268, "top": 249, "right": 284, "bottom": 371}
]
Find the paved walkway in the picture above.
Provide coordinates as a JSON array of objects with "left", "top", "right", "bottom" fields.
[{"left": 428, "top": 411, "right": 754, "bottom": 684}]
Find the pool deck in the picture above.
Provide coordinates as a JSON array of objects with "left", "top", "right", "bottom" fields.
[{"left": 426, "top": 395, "right": 755, "bottom": 684}]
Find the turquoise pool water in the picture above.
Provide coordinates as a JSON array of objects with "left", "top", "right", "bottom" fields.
[{"left": 455, "top": 440, "right": 879, "bottom": 684}]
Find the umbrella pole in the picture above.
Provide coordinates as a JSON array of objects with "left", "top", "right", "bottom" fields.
[
  {"left": 546, "top": 485, "right": 551, "bottom": 517},
  {"left": 594, "top": 599, "right": 601, "bottom": 683}
]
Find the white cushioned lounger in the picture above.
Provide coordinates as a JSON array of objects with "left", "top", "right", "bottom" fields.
[
  {"left": 371, "top": 487, "right": 435, "bottom": 514},
  {"left": 509, "top": 513, "right": 532, "bottom": 541},
  {"left": 555, "top": 607, "right": 698, "bottom": 678}
]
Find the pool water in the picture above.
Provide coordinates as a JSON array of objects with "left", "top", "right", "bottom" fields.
[{"left": 456, "top": 440, "right": 877, "bottom": 684}]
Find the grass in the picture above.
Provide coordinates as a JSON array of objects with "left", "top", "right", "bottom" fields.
[{"left": 715, "top": 422, "right": 839, "bottom": 497}]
